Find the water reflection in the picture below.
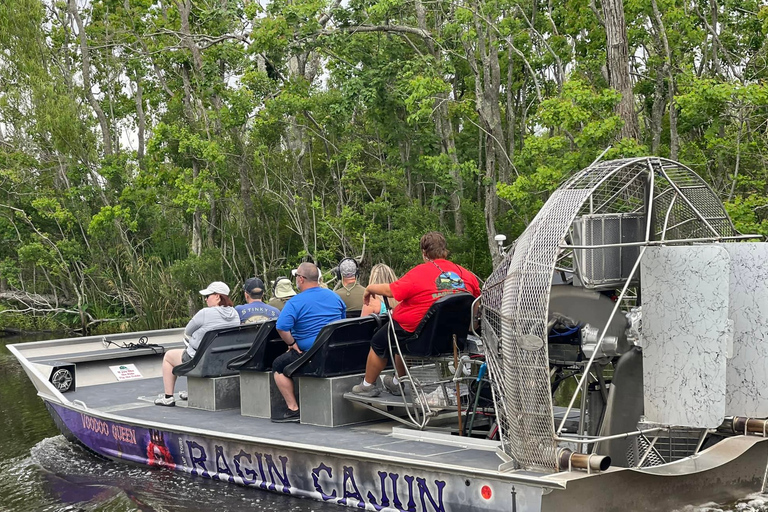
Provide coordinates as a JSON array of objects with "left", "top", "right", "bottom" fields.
[{"left": 0, "top": 335, "right": 339, "bottom": 511}]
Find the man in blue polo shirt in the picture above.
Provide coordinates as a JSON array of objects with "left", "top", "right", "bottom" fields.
[{"left": 272, "top": 262, "right": 346, "bottom": 422}]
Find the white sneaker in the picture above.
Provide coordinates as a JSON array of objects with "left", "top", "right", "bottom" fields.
[
  {"left": 179, "top": 390, "right": 188, "bottom": 401},
  {"left": 154, "top": 395, "right": 176, "bottom": 407}
]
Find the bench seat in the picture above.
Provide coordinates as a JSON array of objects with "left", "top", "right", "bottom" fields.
[
  {"left": 283, "top": 314, "right": 388, "bottom": 378},
  {"left": 236, "top": 315, "right": 388, "bottom": 424},
  {"left": 173, "top": 323, "right": 266, "bottom": 379},
  {"left": 173, "top": 323, "right": 270, "bottom": 410}
]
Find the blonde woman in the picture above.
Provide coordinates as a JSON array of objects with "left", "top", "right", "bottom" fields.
[{"left": 360, "top": 263, "right": 398, "bottom": 317}]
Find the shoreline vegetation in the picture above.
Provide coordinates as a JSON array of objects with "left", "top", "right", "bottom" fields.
[{"left": 1, "top": 1, "right": 767, "bottom": 336}]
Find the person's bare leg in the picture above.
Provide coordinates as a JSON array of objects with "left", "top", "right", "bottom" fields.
[
  {"left": 274, "top": 372, "right": 298, "bottom": 411},
  {"left": 162, "top": 349, "right": 184, "bottom": 395},
  {"left": 364, "top": 348, "right": 388, "bottom": 384},
  {"left": 394, "top": 355, "right": 406, "bottom": 378}
]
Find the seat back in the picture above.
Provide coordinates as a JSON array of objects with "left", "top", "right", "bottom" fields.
[
  {"left": 172, "top": 323, "right": 265, "bottom": 378},
  {"left": 404, "top": 293, "right": 475, "bottom": 357},
  {"left": 283, "top": 315, "right": 387, "bottom": 378},
  {"left": 346, "top": 309, "right": 362, "bottom": 319},
  {"left": 226, "top": 320, "right": 286, "bottom": 372}
]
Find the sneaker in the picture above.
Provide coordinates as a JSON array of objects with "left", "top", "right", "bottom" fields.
[
  {"left": 382, "top": 375, "right": 402, "bottom": 396},
  {"left": 351, "top": 382, "right": 381, "bottom": 397},
  {"left": 154, "top": 395, "right": 176, "bottom": 407},
  {"left": 272, "top": 409, "right": 300, "bottom": 423},
  {"left": 179, "top": 390, "right": 188, "bottom": 401}
]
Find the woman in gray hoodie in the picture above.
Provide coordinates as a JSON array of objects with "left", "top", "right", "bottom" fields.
[{"left": 155, "top": 281, "right": 240, "bottom": 406}]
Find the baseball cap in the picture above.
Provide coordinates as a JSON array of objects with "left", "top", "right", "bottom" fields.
[
  {"left": 199, "top": 281, "right": 230, "bottom": 296},
  {"left": 243, "top": 277, "right": 265, "bottom": 294},
  {"left": 339, "top": 259, "right": 358, "bottom": 278}
]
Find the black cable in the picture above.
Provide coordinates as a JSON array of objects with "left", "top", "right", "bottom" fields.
[{"left": 102, "top": 336, "right": 164, "bottom": 354}]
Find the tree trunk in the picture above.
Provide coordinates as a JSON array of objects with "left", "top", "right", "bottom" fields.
[
  {"left": 414, "top": 0, "right": 463, "bottom": 236},
  {"left": 602, "top": 0, "right": 639, "bottom": 140},
  {"left": 69, "top": 0, "right": 113, "bottom": 156},
  {"left": 650, "top": 0, "right": 678, "bottom": 160},
  {"left": 134, "top": 74, "right": 146, "bottom": 164},
  {"left": 464, "top": 0, "right": 506, "bottom": 265}
]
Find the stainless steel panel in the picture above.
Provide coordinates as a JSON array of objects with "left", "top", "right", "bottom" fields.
[
  {"left": 572, "top": 213, "right": 645, "bottom": 289},
  {"left": 298, "top": 374, "right": 381, "bottom": 427},
  {"left": 188, "top": 375, "right": 240, "bottom": 411}
]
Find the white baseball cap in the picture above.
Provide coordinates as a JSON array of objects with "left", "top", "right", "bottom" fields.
[{"left": 199, "top": 281, "right": 230, "bottom": 296}]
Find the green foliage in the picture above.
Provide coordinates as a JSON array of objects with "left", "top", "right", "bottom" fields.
[
  {"left": 0, "top": 0, "right": 767, "bottom": 334},
  {"left": 725, "top": 196, "right": 768, "bottom": 238}
]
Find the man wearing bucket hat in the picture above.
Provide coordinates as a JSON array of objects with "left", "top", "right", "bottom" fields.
[
  {"left": 154, "top": 281, "right": 240, "bottom": 406},
  {"left": 267, "top": 276, "right": 296, "bottom": 311},
  {"left": 236, "top": 277, "right": 281, "bottom": 324}
]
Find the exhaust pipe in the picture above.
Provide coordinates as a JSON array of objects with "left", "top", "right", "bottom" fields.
[
  {"left": 557, "top": 448, "right": 611, "bottom": 472},
  {"left": 722, "top": 417, "right": 768, "bottom": 436}
]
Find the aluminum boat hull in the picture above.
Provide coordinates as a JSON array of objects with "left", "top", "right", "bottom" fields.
[{"left": 9, "top": 332, "right": 768, "bottom": 512}]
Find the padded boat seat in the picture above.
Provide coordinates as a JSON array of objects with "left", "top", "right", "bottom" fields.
[
  {"left": 172, "top": 323, "right": 266, "bottom": 379},
  {"left": 226, "top": 320, "right": 286, "bottom": 372},
  {"left": 283, "top": 314, "right": 387, "bottom": 378},
  {"left": 401, "top": 293, "right": 475, "bottom": 357}
]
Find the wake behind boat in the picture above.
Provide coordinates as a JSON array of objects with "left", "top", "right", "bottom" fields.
[{"left": 10, "top": 157, "right": 768, "bottom": 512}]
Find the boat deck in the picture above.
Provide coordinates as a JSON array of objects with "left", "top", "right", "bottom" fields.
[
  {"left": 66, "top": 375, "right": 512, "bottom": 474},
  {"left": 12, "top": 329, "right": 580, "bottom": 489}
]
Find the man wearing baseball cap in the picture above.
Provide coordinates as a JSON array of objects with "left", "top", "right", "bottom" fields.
[
  {"left": 235, "top": 277, "right": 281, "bottom": 324},
  {"left": 333, "top": 258, "right": 365, "bottom": 312}
]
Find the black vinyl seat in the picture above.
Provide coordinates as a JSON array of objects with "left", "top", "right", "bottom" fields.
[
  {"left": 226, "top": 320, "right": 286, "bottom": 372},
  {"left": 346, "top": 309, "right": 362, "bottom": 319},
  {"left": 283, "top": 314, "right": 388, "bottom": 378},
  {"left": 400, "top": 293, "right": 475, "bottom": 357},
  {"left": 172, "top": 323, "right": 266, "bottom": 379},
  {"left": 342, "top": 293, "right": 476, "bottom": 429}
]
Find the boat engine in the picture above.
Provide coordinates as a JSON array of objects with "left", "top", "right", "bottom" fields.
[{"left": 547, "top": 285, "right": 631, "bottom": 366}]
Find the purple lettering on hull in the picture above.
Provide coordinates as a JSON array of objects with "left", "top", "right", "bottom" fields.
[{"left": 312, "top": 463, "right": 338, "bottom": 501}]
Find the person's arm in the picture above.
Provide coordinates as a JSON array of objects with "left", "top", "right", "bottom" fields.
[
  {"left": 183, "top": 309, "right": 206, "bottom": 350},
  {"left": 363, "top": 283, "right": 392, "bottom": 306},
  {"left": 361, "top": 297, "right": 380, "bottom": 317},
  {"left": 277, "top": 329, "right": 302, "bottom": 353},
  {"left": 275, "top": 302, "right": 301, "bottom": 352},
  {"left": 184, "top": 310, "right": 205, "bottom": 336}
]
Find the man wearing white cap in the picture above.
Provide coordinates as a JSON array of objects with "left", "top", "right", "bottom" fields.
[{"left": 154, "top": 281, "right": 240, "bottom": 406}]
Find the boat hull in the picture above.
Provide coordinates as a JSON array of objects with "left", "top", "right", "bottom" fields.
[{"left": 44, "top": 401, "right": 545, "bottom": 512}]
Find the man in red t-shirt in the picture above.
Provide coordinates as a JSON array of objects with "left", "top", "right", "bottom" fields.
[{"left": 351, "top": 232, "right": 481, "bottom": 397}]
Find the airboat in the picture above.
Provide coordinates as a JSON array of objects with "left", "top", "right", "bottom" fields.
[{"left": 9, "top": 157, "right": 768, "bottom": 512}]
